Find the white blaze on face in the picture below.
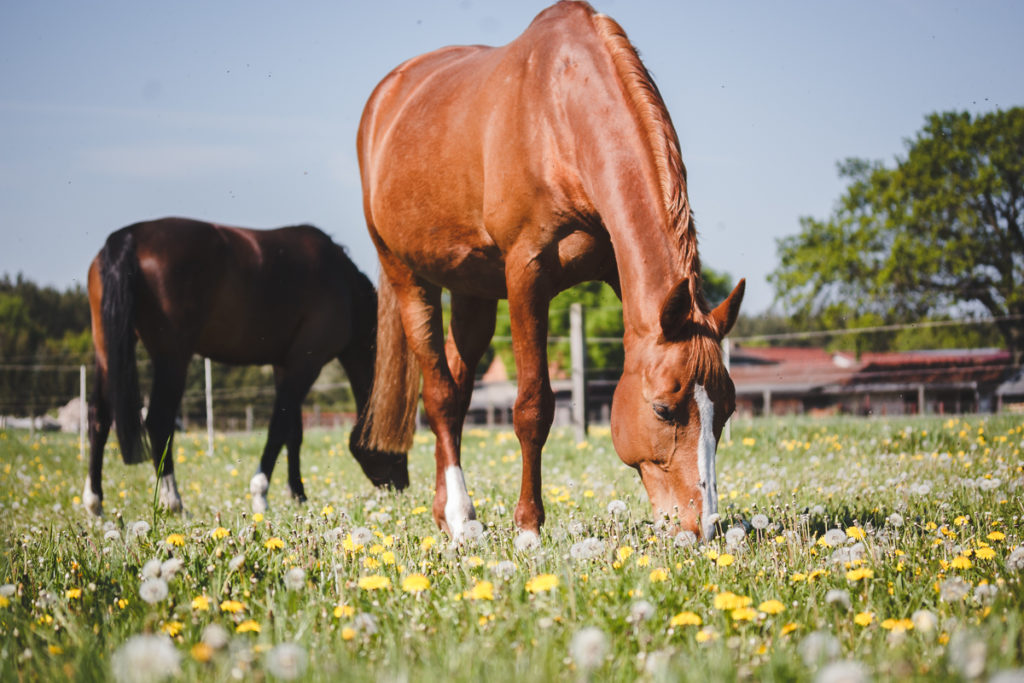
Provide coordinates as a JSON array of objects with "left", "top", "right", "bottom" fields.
[
  {"left": 444, "top": 466, "right": 476, "bottom": 541},
  {"left": 693, "top": 384, "right": 718, "bottom": 540}
]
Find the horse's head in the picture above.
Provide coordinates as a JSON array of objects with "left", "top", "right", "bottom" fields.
[{"left": 611, "top": 278, "right": 745, "bottom": 540}]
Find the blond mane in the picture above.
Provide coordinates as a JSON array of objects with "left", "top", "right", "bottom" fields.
[{"left": 591, "top": 12, "right": 709, "bottom": 313}]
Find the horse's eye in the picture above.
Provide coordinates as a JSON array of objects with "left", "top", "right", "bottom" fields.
[{"left": 653, "top": 402, "right": 673, "bottom": 422}]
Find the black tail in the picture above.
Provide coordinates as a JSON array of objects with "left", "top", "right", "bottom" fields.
[{"left": 100, "top": 229, "right": 147, "bottom": 464}]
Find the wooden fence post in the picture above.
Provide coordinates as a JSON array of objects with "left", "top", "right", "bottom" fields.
[{"left": 205, "top": 358, "right": 214, "bottom": 455}]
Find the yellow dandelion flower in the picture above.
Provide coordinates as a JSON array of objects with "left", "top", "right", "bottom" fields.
[
  {"left": 191, "top": 642, "right": 214, "bottom": 663},
  {"left": 381, "top": 551, "right": 396, "bottom": 565},
  {"left": 165, "top": 533, "right": 185, "bottom": 547},
  {"left": 402, "top": 574, "right": 430, "bottom": 593},
  {"left": 790, "top": 572, "right": 807, "bottom": 583},
  {"left": 987, "top": 531, "right": 1005, "bottom": 542},
  {"left": 731, "top": 606, "right": 757, "bottom": 622},
  {"left": 881, "top": 618, "right": 914, "bottom": 632},
  {"left": 0, "top": 596, "right": 9, "bottom": 609},
  {"left": 617, "top": 546, "right": 634, "bottom": 562},
  {"left": 362, "top": 556, "right": 381, "bottom": 570},
  {"left": 219, "top": 600, "right": 245, "bottom": 614},
  {"left": 695, "top": 628, "right": 718, "bottom": 643},
  {"left": 421, "top": 536, "right": 436, "bottom": 551},
  {"left": 320, "top": 504, "right": 334, "bottom": 517},
  {"left": 252, "top": 513, "right": 264, "bottom": 523},
  {"left": 975, "top": 547, "right": 996, "bottom": 560},
  {"left": 466, "top": 556, "right": 484, "bottom": 567},
  {"left": 357, "top": 575, "right": 391, "bottom": 591},
  {"left": 649, "top": 568, "right": 669, "bottom": 582},
  {"left": 758, "top": 599, "right": 785, "bottom": 615},
  {"left": 411, "top": 505, "right": 428, "bottom": 515},
  {"left": 368, "top": 543, "right": 384, "bottom": 555},
  {"left": 65, "top": 588, "right": 82, "bottom": 600},
  {"left": 264, "top": 537, "right": 285, "bottom": 550},
  {"left": 713, "top": 591, "right": 752, "bottom": 611},
  {"left": 670, "top": 611, "right": 702, "bottom": 627},
  {"left": 211, "top": 527, "right": 230, "bottom": 540},
  {"left": 333, "top": 604, "right": 355, "bottom": 618},
  {"left": 846, "top": 526, "right": 866, "bottom": 540},
  {"left": 236, "top": 620, "right": 261, "bottom": 633},
  {"left": 781, "top": 622, "right": 800, "bottom": 636},
  {"left": 48, "top": 645, "right": 63, "bottom": 655},
  {"left": 465, "top": 580, "right": 494, "bottom": 601},
  {"left": 854, "top": 612, "right": 874, "bottom": 626},
  {"left": 716, "top": 553, "right": 735, "bottom": 567},
  {"left": 117, "top": 598, "right": 128, "bottom": 609},
  {"left": 162, "top": 621, "right": 183, "bottom": 637},
  {"left": 950, "top": 555, "right": 973, "bottom": 569},
  {"left": 845, "top": 567, "right": 874, "bottom": 582},
  {"left": 191, "top": 595, "right": 210, "bottom": 611},
  {"left": 525, "top": 574, "right": 559, "bottom": 593},
  {"left": 341, "top": 627, "right": 356, "bottom": 641},
  {"left": 953, "top": 515, "right": 969, "bottom": 526}
]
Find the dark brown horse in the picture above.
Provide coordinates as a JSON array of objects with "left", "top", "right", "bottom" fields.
[
  {"left": 84, "top": 217, "right": 384, "bottom": 516},
  {"left": 354, "top": 1, "right": 744, "bottom": 541}
]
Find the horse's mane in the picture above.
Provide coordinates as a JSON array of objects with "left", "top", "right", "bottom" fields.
[{"left": 591, "top": 11, "right": 709, "bottom": 315}]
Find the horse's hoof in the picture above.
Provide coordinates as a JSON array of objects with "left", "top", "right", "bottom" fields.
[
  {"left": 250, "top": 472, "right": 269, "bottom": 513},
  {"left": 82, "top": 478, "right": 102, "bottom": 516},
  {"left": 158, "top": 474, "right": 183, "bottom": 513}
]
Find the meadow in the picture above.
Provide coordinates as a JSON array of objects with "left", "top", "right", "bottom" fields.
[{"left": 1, "top": 415, "right": 1022, "bottom": 682}]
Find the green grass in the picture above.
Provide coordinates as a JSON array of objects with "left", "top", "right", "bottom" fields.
[{"left": 1, "top": 415, "right": 1022, "bottom": 681}]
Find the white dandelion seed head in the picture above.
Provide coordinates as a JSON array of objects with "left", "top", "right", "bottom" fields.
[
  {"left": 606, "top": 500, "right": 627, "bottom": 516},
  {"left": 811, "top": 505, "right": 826, "bottom": 516},
  {"left": 644, "top": 649, "right": 673, "bottom": 677},
  {"left": 1005, "top": 546, "right": 1024, "bottom": 573},
  {"left": 0, "top": 584, "right": 15, "bottom": 598},
  {"left": 886, "top": 512, "right": 904, "bottom": 528},
  {"left": 973, "top": 583, "right": 998, "bottom": 605},
  {"left": 462, "top": 520, "right": 484, "bottom": 541},
  {"left": 138, "top": 578, "right": 169, "bottom": 605},
  {"left": 160, "top": 558, "right": 184, "bottom": 581},
  {"left": 939, "top": 577, "right": 971, "bottom": 603},
  {"left": 129, "top": 521, "right": 151, "bottom": 539},
  {"left": 628, "top": 599, "right": 656, "bottom": 624},
  {"left": 368, "top": 510, "right": 391, "bottom": 525},
  {"left": 284, "top": 567, "right": 306, "bottom": 592},
  {"left": 353, "top": 612, "right": 379, "bottom": 636},
  {"left": 266, "top": 642, "right": 307, "bottom": 681},
  {"left": 911, "top": 609, "right": 938, "bottom": 634},
  {"left": 323, "top": 526, "right": 345, "bottom": 543},
  {"left": 814, "top": 660, "right": 868, "bottom": 683},
  {"left": 948, "top": 630, "right": 987, "bottom": 680},
  {"left": 725, "top": 526, "right": 747, "bottom": 547},
  {"left": 513, "top": 530, "right": 541, "bottom": 553},
  {"left": 570, "top": 626, "right": 608, "bottom": 671},
  {"left": 824, "top": 589, "right": 851, "bottom": 611},
  {"left": 673, "top": 531, "right": 698, "bottom": 548},
  {"left": 799, "top": 631, "right": 840, "bottom": 667},
  {"left": 989, "top": 669, "right": 1024, "bottom": 683},
  {"left": 104, "top": 529, "right": 122, "bottom": 542},
  {"left": 228, "top": 554, "right": 246, "bottom": 572},
  {"left": 141, "top": 559, "right": 162, "bottom": 580},
  {"left": 567, "top": 520, "right": 586, "bottom": 535},
  {"left": 750, "top": 514, "right": 770, "bottom": 530},
  {"left": 110, "top": 634, "right": 181, "bottom": 683},
  {"left": 201, "top": 623, "right": 230, "bottom": 650},
  {"left": 351, "top": 527, "right": 374, "bottom": 546},
  {"left": 569, "top": 537, "right": 606, "bottom": 561},
  {"left": 491, "top": 560, "right": 516, "bottom": 580},
  {"left": 823, "top": 528, "right": 847, "bottom": 547}
]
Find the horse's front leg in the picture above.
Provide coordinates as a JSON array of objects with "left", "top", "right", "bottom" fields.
[
  {"left": 384, "top": 262, "right": 476, "bottom": 540},
  {"left": 506, "top": 254, "right": 555, "bottom": 537}
]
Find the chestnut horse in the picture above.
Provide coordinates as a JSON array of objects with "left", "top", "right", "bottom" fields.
[
  {"left": 354, "top": 1, "right": 744, "bottom": 541},
  {"left": 84, "top": 218, "right": 382, "bottom": 516}
]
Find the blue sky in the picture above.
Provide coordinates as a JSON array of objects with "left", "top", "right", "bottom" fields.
[{"left": 2, "top": 1, "right": 1022, "bottom": 313}]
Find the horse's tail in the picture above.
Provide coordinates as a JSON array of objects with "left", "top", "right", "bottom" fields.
[
  {"left": 100, "top": 229, "right": 147, "bottom": 465},
  {"left": 349, "top": 272, "right": 418, "bottom": 489}
]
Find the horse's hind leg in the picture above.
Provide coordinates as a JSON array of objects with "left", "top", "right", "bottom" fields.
[
  {"left": 146, "top": 356, "right": 189, "bottom": 512},
  {"left": 251, "top": 363, "right": 320, "bottom": 512},
  {"left": 84, "top": 363, "right": 111, "bottom": 516}
]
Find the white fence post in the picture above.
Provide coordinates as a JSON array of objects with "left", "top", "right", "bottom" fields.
[
  {"left": 205, "top": 358, "right": 214, "bottom": 456},
  {"left": 570, "top": 302, "right": 588, "bottom": 443}
]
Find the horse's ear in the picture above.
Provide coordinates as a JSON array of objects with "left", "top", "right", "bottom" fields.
[
  {"left": 659, "top": 278, "right": 693, "bottom": 340},
  {"left": 709, "top": 278, "right": 745, "bottom": 339}
]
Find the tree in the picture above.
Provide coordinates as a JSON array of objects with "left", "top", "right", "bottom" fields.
[{"left": 771, "top": 109, "right": 1024, "bottom": 365}]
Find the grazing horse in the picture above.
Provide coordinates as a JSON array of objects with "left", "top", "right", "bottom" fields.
[
  {"left": 84, "top": 217, "right": 380, "bottom": 515},
  {"left": 354, "top": 1, "right": 744, "bottom": 541}
]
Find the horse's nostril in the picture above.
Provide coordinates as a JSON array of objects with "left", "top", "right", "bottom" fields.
[{"left": 653, "top": 402, "right": 672, "bottom": 421}]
